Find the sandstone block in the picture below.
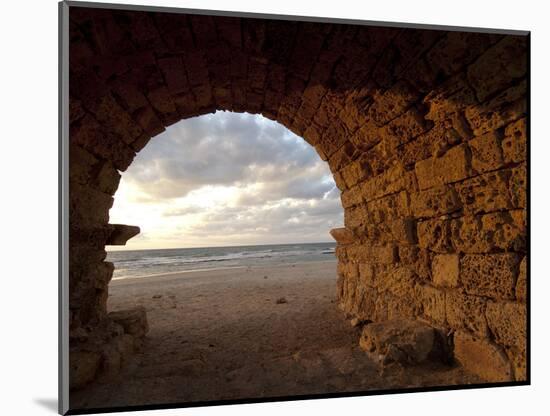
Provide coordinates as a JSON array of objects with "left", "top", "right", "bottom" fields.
[
  {"left": 346, "top": 244, "right": 398, "bottom": 265},
  {"left": 69, "top": 182, "right": 114, "bottom": 228},
  {"left": 486, "top": 301, "right": 526, "bottom": 350},
  {"left": 69, "top": 350, "right": 101, "bottom": 390},
  {"left": 505, "top": 346, "right": 527, "bottom": 382},
  {"left": 399, "top": 245, "right": 432, "bottom": 281},
  {"left": 368, "top": 80, "right": 419, "bottom": 126},
  {"left": 359, "top": 319, "right": 442, "bottom": 365},
  {"left": 415, "top": 144, "right": 470, "bottom": 190},
  {"left": 469, "top": 131, "right": 504, "bottom": 174},
  {"left": 446, "top": 291, "right": 488, "bottom": 338},
  {"left": 410, "top": 185, "right": 461, "bottom": 218},
  {"left": 467, "top": 36, "right": 527, "bottom": 102},
  {"left": 69, "top": 144, "right": 99, "bottom": 186},
  {"left": 452, "top": 211, "right": 526, "bottom": 253},
  {"left": 455, "top": 169, "right": 512, "bottom": 215},
  {"left": 358, "top": 263, "right": 376, "bottom": 288},
  {"left": 341, "top": 158, "right": 370, "bottom": 188},
  {"left": 340, "top": 186, "right": 363, "bottom": 208},
  {"left": 376, "top": 266, "right": 417, "bottom": 299},
  {"left": 432, "top": 254, "right": 459, "bottom": 288},
  {"left": 427, "top": 31, "right": 500, "bottom": 77},
  {"left": 460, "top": 253, "right": 520, "bottom": 300},
  {"left": 465, "top": 80, "right": 526, "bottom": 136},
  {"left": 453, "top": 331, "right": 513, "bottom": 382},
  {"left": 416, "top": 284, "right": 446, "bottom": 325},
  {"left": 93, "top": 95, "right": 143, "bottom": 145},
  {"left": 132, "top": 105, "right": 165, "bottom": 137},
  {"left": 108, "top": 306, "right": 149, "bottom": 338},
  {"left": 502, "top": 118, "right": 527, "bottom": 164},
  {"left": 70, "top": 114, "right": 136, "bottom": 171},
  {"left": 417, "top": 218, "right": 453, "bottom": 253},
  {"left": 379, "top": 107, "right": 428, "bottom": 150},
  {"left": 515, "top": 257, "right": 527, "bottom": 302},
  {"left": 344, "top": 204, "right": 369, "bottom": 234},
  {"left": 509, "top": 164, "right": 527, "bottom": 208},
  {"left": 329, "top": 228, "right": 356, "bottom": 245},
  {"left": 362, "top": 164, "right": 417, "bottom": 201}
]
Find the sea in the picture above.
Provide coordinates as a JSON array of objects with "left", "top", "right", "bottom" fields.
[{"left": 106, "top": 242, "right": 337, "bottom": 280}]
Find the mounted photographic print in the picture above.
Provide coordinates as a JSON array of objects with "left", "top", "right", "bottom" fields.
[{"left": 59, "top": 1, "right": 530, "bottom": 414}]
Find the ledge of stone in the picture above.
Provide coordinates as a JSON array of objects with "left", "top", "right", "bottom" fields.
[
  {"left": 329, "top": 227, "right": 356, "bottom": 244},
  {"left": 106, "top": 224, "right": 140, "bottom": 245}
]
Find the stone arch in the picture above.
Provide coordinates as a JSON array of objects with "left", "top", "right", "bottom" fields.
[{"left": 68, "top": 6, "right": 528, "bottom": 389}]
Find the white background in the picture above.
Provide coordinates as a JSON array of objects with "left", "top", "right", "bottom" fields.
[{"left": 1, "top": 0, "right": 547, "bottom": 414}]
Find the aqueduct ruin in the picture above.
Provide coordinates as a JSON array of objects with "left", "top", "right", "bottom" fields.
[{"left": 67, "top": 5, "right": 528, "bottom": 389}]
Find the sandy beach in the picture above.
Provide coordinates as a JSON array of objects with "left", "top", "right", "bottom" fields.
[{"left": 71, "top": 260, "right": 480, "bottom": 410}]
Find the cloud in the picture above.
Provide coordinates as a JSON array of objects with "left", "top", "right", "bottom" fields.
[{"left": 110, "top": 112, "right": 344, "bottom": 248}]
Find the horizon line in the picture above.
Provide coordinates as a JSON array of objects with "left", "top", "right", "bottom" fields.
[{"left": 106, "top": 240, "right": 337, "bottom": 253}]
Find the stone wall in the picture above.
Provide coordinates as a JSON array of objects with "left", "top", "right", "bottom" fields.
[{"left": 67, "top": 6, "right": 528, "bottom": 388}]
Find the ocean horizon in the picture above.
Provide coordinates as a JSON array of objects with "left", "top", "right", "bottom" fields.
[{"left": 107, "top": 242, "right": 337, "bottom": 280}]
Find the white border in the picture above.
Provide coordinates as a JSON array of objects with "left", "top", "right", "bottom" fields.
[{"left": 3, "top": 0, "right": 548, "bottom": 415}]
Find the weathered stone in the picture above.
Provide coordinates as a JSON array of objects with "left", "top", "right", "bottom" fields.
[
  {"left": 344, "top": 204, "right": 369, "bottom": 234},
  {"left": 460, "top": 254, "right": 520, "bottom": 300},
  {"left": 329, "top": 228, "right": 356, "bottom": 245},
  {"left": 469, "top": 131, "right": 504, "bottom": 174},
  {"left": 362, "top": 164, "right": 418, "bottom": 201},
  {"left": 467, "top": 36, "right": 527, "bottom": 102},
  {"left": 424, "top": 75, "right": 477, "bottom": 124},
  {"left": 455, "top": 169, "right": 512, "bottom": 215},
  {"left": 399, "top": 245, "right": 432, "bottom": 281},
  {"left": 69, "top": 182, "right": 114, "bottom": 228},
  {"left": 410, "top": 185, "right": 461, "bottom": 217},
  {"left": 346, "top": 243, "right": 397, "bottom": 265},
  {"left": 416, "top": 284, "right": 446, "bottom": 325},
  {"left": 70, "top": 350, "right": 101, "bottom": 390},
  {"left": 106, "top": 224, "right": 141, "bottom": 245},
  {"left": 505, "top": 346, "right": 527, "bottom": 382},
  {"left": 502, "top": 118, "right": 527, "bottom": 164},
  {"left": 486, "top": 301, "right": 526, "bottom": 350},
  {"left": 432, "top": 254, "right": 459, "bottom": 288},
  {"left": 465, "top": 80, "right": 526, "bottom": 136},
  {"left": 509, "top": 164, "right": 527, "bottom": 208},
  {"left": 446, "top": 291, "right": 488, "bottom": 337},
  {"left": 415, "top": 144, "right": 470, "bottom": 190},
  {"left": 417, "top": 218, "right": 453, "bottom": 253},
  {"left": 109, "top": 307, "right": 149, "bottom": 338},
  {"left": 359, "top": 319, "right": 442, "bottom": 365},
  {"left": 368, "top": 80, "right": 420, "bottom": 126},
  {"left": 340, "top": 186, "right": 363, "bottom": 208},
  {"left": 515, "top": 257, "right": 527, "bottom": 302},
  {"left": 452, "top": 211, "right": 526, "bottom": 253},
  {"left": 376, "top": 266, "right": 417, "bottom": 299},
  {"left": 453, "top": 331, "right": 513, "bottom": 382},
  {"left": 379, "top": 107, "right": 429, "bottom": 150},
  {"left": 427, "top": 31, "right": 500, "bottom": 77}
]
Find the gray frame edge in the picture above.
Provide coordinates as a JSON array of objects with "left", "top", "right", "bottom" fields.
[
  {"left": 59, "top": 1, "right": 70, "bottom": 415},
  {"left": 64, "top": 0, "right": 529, "bottom": 36}
]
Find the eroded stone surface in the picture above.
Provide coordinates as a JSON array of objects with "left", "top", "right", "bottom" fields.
[
  {"left": 453, "top": 331, "right": 513, "bottom": 382},
  {"left": 359, "top": 319, "right": 443, "bottom": 366}
]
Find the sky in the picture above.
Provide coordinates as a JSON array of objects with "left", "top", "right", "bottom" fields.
[{"left": 108, "top": 111, "right": 343, "bottom": 250}]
